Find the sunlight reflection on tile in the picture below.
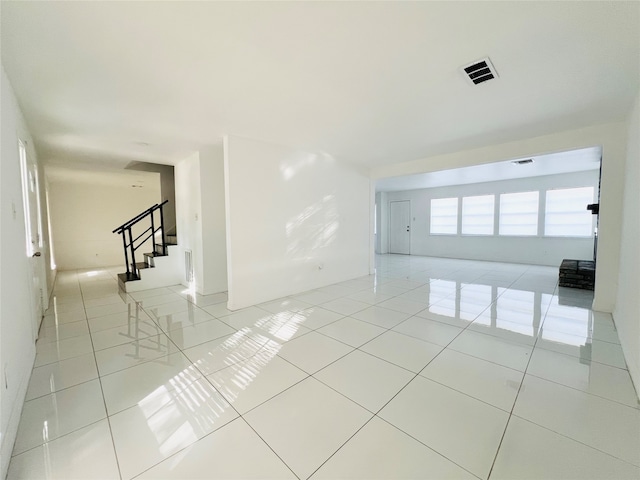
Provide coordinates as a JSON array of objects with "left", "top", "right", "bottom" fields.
[
  {"left": 111, "top": 378, "right": 237, "bottom": 479},
  {"left": 208, "top": 349, "right": 307, "bottom": 414},
  {"left": 183, "top": 329, "right": 273, "bottom": 375}
]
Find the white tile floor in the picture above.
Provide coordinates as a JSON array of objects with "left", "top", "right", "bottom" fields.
[{"left": 7, "top": 255, "right": 640, "bottom": 479}]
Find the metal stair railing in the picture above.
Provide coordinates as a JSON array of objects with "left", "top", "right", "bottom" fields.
[{"left": 112, "top": 200, "right": 169, "bottom": 280}]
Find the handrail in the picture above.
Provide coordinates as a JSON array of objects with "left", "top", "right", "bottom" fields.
[
  {"left": 131, "top": 225, "right": 153, "bottom": 246},
  {"left": 112, "top": 200, "right": 170, "bottom": 280},
  {"left": 132, "top": 229, "right": 156, "bottom": 252},
  {"left": 112, "top": 204, "right": 157, "bottom": 234},
  {"left": 112, "top": 200, "right": 168, "bottom": 233},
  {"left": 126, "top": 199, "right": 167, "bottom": 230}
]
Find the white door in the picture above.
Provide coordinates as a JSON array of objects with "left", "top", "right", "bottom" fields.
[
  {"left": 390, "top": 200, "right": 411, "bottom": 254},
  {"left": 19, "top": 140, "right": 47, "bottom": 338}
]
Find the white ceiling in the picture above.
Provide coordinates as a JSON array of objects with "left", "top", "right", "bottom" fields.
[
  {"left": 1, "top": 2, "right": 638, "bottom": 170},
  {"left": 375, "top": 146, "right": 601, "bottom": 192}
]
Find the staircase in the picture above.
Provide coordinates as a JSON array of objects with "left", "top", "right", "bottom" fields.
[{"left": 113, "top": 201, "right": 182, "bottom": 292}]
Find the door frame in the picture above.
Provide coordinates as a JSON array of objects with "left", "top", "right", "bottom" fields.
[{"left": 18, "top": 139, "right": 47, "bottom": 339}]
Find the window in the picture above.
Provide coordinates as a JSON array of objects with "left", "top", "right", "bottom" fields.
[
  {"left": 430, "top": 197, "right": 458, "bottom": 234},
  {"left": 462, "top": 195, "right": 494, "bottom": 235},
  {"left": 499, "top": 191, "right": 539, "bottom": 236},
  {"left": 545, "top": 187, "right": 594, "bottom": 237}
]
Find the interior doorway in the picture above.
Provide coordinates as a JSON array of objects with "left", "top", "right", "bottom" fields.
[
  {"left": 19, "top": 140, "right": 47, "bottom": 338},
  {"left": 389, "top": 200, "right": 411, "bottom": 254}
]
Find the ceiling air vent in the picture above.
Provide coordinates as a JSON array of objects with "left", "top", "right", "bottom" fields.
[
  {"left": 512, "top": 159, "right": 534, "bottom": 165},
  {"left": 461, "top": 57, "right": 498, "bottom": 85}
]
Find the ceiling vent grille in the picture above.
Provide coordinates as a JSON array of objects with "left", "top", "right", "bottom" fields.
[
  {"left": 461, "top": 57, "right": 498, "bottom": 85},
  {"left": 512, "top": 159, "right": 534, "bottom": 165}
]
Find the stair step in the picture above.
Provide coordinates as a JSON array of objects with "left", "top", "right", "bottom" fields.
[
  {"left": 144, "top": 251, "right": 166, "bottom": 268},
  {"left": 154, "top": 243, "right": 176, "bottom": 254},
  {"left": 118, "top": 272, "right": 140, "bottom": 290},
  {"left": 135, "top": 262, "right": 152, "bottom": 270},
  {"left": 118, "top": 272, "right": 140, "bottom": 282},
  {"left": 144, "top": 251, "right": 167, "bottom": 258}
]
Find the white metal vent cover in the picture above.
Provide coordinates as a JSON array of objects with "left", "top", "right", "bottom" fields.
[
  {"left": 461, "top": 57, "right": 499, "bottom": 85},
  {"left": 184, "top": 249, "right": 194, "bottom": 283}
]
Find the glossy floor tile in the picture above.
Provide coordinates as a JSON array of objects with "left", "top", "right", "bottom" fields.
[
  {"left": 109, "top": 378, "right": 238, "bottom": 479},
  {"left": 311, "top": 417, "right": 477, "bottom": 479},
  {"left": 244, "top": 377, "right": 372, "bottom": 479},
  {"left": 163, "top": 318, "right": 236, "bottom": 349},
  {"left": 100, "top": 352, "right": 202, "bottom": 415},
  {"left": 527, "top": 347, "right": 639, "bottom": 408},
  {"left": 25, "top": 353, "right": 98, "bottom": 403},
  {"left": 360, "top": 330, "right": 444, "bottom": 372},
  {"left": 379, "top": 376, "right": 509, "bottom": 478},
  {"left": 314, "top": 350, "right": 414, "bottom": 412},
  {"left": 37, "top": 320, "right": 90, "bottom": 344},
  {"left": 34, "top": 334, "right": 94, "bottom": 367},
  {"left": 94, "top": 333, "right": 179, "bottom": 376},
  {"left": 448, "top": 329, "right": 534, "bottom": 371},
  {"left": 350, "top": 305, "right": 412, "bottom": 328},
  {"left": 207, "top": 352, "right": 307, "bottom": 414},
  {"left": 317, "top": 316, "right": 386, "bottom": 347},
  {"left": 276, "top": 331, "right": 354, "bottom": 374},
  {"left": 392, "top": 316, "right": 463, "bottom": 346},
  {"left": 9, "top": 256, "right": 639, "bottom": 479},
  {"left": 7, "top": 420, "right": 119, "bottom": 480},
  {"left": 491, "top": 416, "right": 640, "bottom": 479},
  {"left": 290, "top": 306, "right": 345, "bottom": 330},
  {"left": 513, "top": 375, "right": 640, "bottom": 466},
  {"left": 419, "top": 348, "right": 524, "bottom": 412},
  {"left": 13, "top": 380, "right": 107, "bottom": 455},
  {"left": 136, "top": 419, "right": 296, "bottom": 479}
]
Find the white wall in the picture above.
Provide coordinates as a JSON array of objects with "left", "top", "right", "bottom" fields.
[
  {"left": 614, "top": 89, "right": 640, "bottom": 399},
  {"left": 48, "top": 178, "right": 160, "bottom": 270},
  {"left": 126, "top": 162, "right": 177, "bottom": 235},
  {"left": 175, "top": 148, "right": 227, "bottom": 296},
  {"left": 0, "top": 66, "right": 50, "bottom": 478},
  {"left": 224, "top": 135, "right": 370, "bottom": 310},
  {"left": 372, "top": 122, "right": 627, "bottom": 312},
  {"left": 198, "top": 147, "right": 228, "bottom": 295},
  {"left": 175, "top": 153, "right": 204, "bottom": 290},
  {"left": 380, "top": 170, "right": 599, "bottom": 266}
]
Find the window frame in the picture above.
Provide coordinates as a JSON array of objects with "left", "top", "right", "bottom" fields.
[
  {"left": 498, "top": 191, "right": 540, "bottom": 237},
  {"left": 544, "top": 186, "right": 595, "bottom": 238},
  {"left": 430, "top": 197, "right": 459, "bottom": 235},
  {"left": 461, "top": 194, "right": 495, "bottom": 236}
]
